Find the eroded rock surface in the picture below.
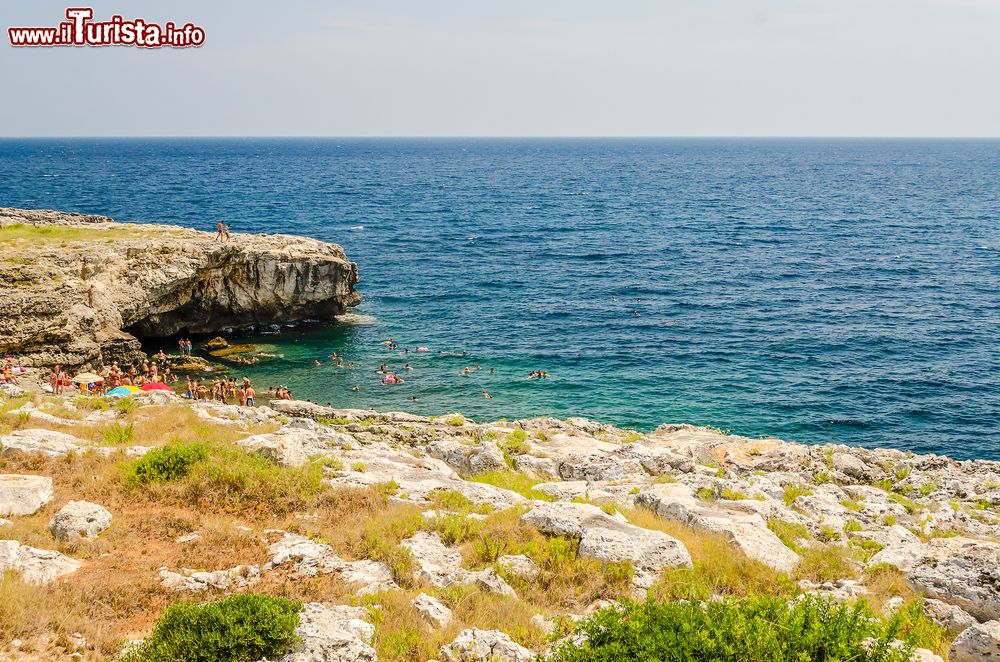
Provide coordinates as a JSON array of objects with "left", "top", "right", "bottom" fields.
[
  {"left": 521, "top": 502, "right": 692, "bottom": 587},
  {"left": 0, "top": 208, "right": 360, "bottom": 368},
  {"left": 439, "top": 628, "right": 535, "bottom": 662},
  {"left": 272, "top": 603, "right": 376, "bottom": 662},
  {"left": 0, "top": 474, "right": 54, "bottom": 516},
  {"left": 0, "top": 540, "right": 80, "bottom": 584},
  {"left": 48, "top": 500, "right": 112, "bottom": 541}
]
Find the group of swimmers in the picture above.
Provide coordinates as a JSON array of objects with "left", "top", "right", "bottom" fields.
[{"left": 314, "top": 352, "right": 355, "bottom": 370}]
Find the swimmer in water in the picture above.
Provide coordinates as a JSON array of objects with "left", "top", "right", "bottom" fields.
[
  {"left": 313, "top": 359, "right": 321, "bottom": 366},
  {"left": 410, "top": 395, "right": 417, "bottom": 402},
  {"left": 481, "top": 390, "right": 492, "bottom": 399},
  {"left": 352, "top": 385, "right": 360, "bottom": 392},
  {"left": 404, "top": 363, "right": 412, "bottom": 370},
  {"left": 463, "top": 366, "right": 471, "bottom": 374},
  {"left": 489, "top": 367, "right": 494, "bottom": 375}
]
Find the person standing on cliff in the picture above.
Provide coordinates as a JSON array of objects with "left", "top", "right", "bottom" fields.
[
  {"left": 86, "top": 284, "right": 95, "bottom": 308},
  {"left": 215, "top": 220, "right": 224, "bottom": 241},
  {"left": 224, "top": 223, "right": 232, "bottom": 242}
]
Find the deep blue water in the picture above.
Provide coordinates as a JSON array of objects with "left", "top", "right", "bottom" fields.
[{"left": 1, "top": 138, "right": 998, "bottom": 460}]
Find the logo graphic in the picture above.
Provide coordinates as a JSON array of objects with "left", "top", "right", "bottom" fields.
[{"left": 8, "top": 7, "right": 205, "bottom": 48}]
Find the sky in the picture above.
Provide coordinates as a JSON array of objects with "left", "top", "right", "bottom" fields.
[{"left": 2, "top": 0, "right": 999, "bottom": 137}]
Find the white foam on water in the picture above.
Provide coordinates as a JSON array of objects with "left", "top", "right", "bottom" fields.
[{"left": 335, "top": 312, "right": 377, "bottom": 325}]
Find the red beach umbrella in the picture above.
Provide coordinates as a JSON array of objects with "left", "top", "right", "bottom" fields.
[{"left": 140, "top": 382, "right": 172, "bottom": 392}]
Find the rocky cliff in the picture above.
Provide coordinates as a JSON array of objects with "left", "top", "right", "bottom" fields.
[{"left": 0, "top": 208, "right": 360, "bottom": 368}]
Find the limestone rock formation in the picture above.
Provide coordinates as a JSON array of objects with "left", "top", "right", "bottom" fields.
[
  {"left": 412, "top": 592, "right": 453, "bottom": 628},
  {"left": 949, "top": 621, "right": 1000, "bottom": 661},
  {"left": 158, "top": 565, "right": 261, "bottom": 592},
  {"left": 0, "top": 474, "right": 54, "bottom": 516},
  {"left": 439, "top": 628, "right": 535, "bottom": 662},
  {"left": 0, "top": 428, "right": 150, "bottom": 459},
  {"left": 0, "top": 540, "right": 80, "bottom": 584},
  {"left": 272, "top": 603, "right": 377, "bottom": 662},
  {"left": 0, "top": 208, "right": 360, "bottom": 368},
  {"left": 48, "top": 500, "right": 112, "bottom": 541},
  {"left": 521, "top": 502, "right": 692, "bottom": 587}
]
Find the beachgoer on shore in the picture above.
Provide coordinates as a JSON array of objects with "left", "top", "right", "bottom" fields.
[
  {"left": 224, "top": 223, "right": 232, "bottom": 241},
  {"left": 86, "top": 284, "right": 95, "bottom": 308},
  {"left": 215, "top": 221, "right": 224, "bottom": 241}
]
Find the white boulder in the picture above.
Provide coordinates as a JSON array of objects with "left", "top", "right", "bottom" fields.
[
  {"left": 0, "top": 540, "right": 80, "bottom": 584},
  {"left": 439, "top": 628, "right": 534, "bottom": 662},
  {"left": 0, "top": 474, "right": 53, "bottom": 516},
  {"left": 48, "top": 500, "right": 112, "bottom": 541},
  {"left": 949, "top": 620, "right": 1000, "bottom": 662}
]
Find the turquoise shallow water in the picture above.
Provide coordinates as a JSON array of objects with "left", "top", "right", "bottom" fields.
[{"left": 1, "top": 138, "right": 998, "bottom": 459}]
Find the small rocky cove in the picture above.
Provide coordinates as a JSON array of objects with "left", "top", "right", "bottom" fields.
[{"left": 2, "top": 383, "right": 1000, "bottom": 660}]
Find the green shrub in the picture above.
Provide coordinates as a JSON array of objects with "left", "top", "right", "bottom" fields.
[
  {"left": 768, "top": 519, "right": 812, "bottom": 552},
  {"left": 124, "top": 594, "right": 301, "bottom": 662},
  {"left": 696, "top": 486, "right": 717, "bottom": 502},
  {"left": 500, "top": 429, "right": 530, "bottom": 468},
  {"left": 103, "top": 421, "right": 135, "bottom": 445},
  {"left": 548, "top": 595, "right": 916, "bottom": 662},
  {"left": 783, "top": 483, "right": 813, "bottom": 505},
  {"left": 128, "top": 443, "right": 207, "bottom": 484},
  {"left": 720, "top": 488, "right": 747, "bottom": 501},
  {"left": 841, "top": 499, "right": 864, "bottom": 512}
]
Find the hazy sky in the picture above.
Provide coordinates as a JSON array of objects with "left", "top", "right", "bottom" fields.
[{"left": 2, "top": 0, "right": 999, "bottom": 137}]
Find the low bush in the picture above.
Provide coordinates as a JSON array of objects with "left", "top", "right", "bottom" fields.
[
  {"left": 548, "top": 595, "right": 917, "bottom": 662},
  {"left": 768, "top": 519, "right": 813, "bottom": 552},
  {"left": 103, "top": 421, "right": 135, "bottom": 445},
  {"left": 124, "top": 594, "right": 301, "bottom": 662},
  {"left": 500, "top": 429, "right": 530, "bottom": 467},
  {"left": 127, "top": 443, "right": 207, "bottom": 484},
  {"left": 783, "top": 483, "right": 814, "bottom": 505}
]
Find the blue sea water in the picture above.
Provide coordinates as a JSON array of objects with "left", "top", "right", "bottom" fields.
[{"left": 1, "top": 138, "right": 998, "bottom": 460}]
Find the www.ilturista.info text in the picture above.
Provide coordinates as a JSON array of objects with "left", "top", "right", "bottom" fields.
[{"left": 8, "top": 8, "right": 205, "bottom": 48}]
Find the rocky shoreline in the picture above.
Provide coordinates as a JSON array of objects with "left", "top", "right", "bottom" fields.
[
  {"left": 1, "top": 380, "right": 999, "bottom": 660},
  {"left": 0, "top": 208, "right": 360, "bottom": 369}
]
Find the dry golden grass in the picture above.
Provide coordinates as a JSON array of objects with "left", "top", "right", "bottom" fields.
[
  {"left": 623, "top": 507, "right": 797, "bottom": 600},
  {"left": 0, "top": 223, "right": 161, "bottom": 248},
  {"left": 2, "top": 402, "right": 277, "bottom": 448},
  {"left": 793, "top": 544, "right": 860, "bottom": 583}
]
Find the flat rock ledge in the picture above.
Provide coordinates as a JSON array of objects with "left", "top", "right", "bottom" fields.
[{"left": 0, "top": 540, "right": 80, "bottom": 584}]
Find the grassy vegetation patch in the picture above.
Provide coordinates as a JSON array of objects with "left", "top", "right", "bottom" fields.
[
  {"left": 548, "top": 595, "right": 919, "bottom": 662},
  {"left": 625, "top": 508, "right": 796, "bottom": 600},
  {"left": 469, "top": 470, "right": 555, "bottom": 501},
  {"left": 768, "top": 519, "right": 813, "bottom": 552},
  {"left": 123, "top": 440, "right": 330, "bottom": 516},
  {"left": 127, "top": 443, "right": 208, "bottom": 484},
  {"left": 123, "top": 594, "right": 301, "bottom": 662}
]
